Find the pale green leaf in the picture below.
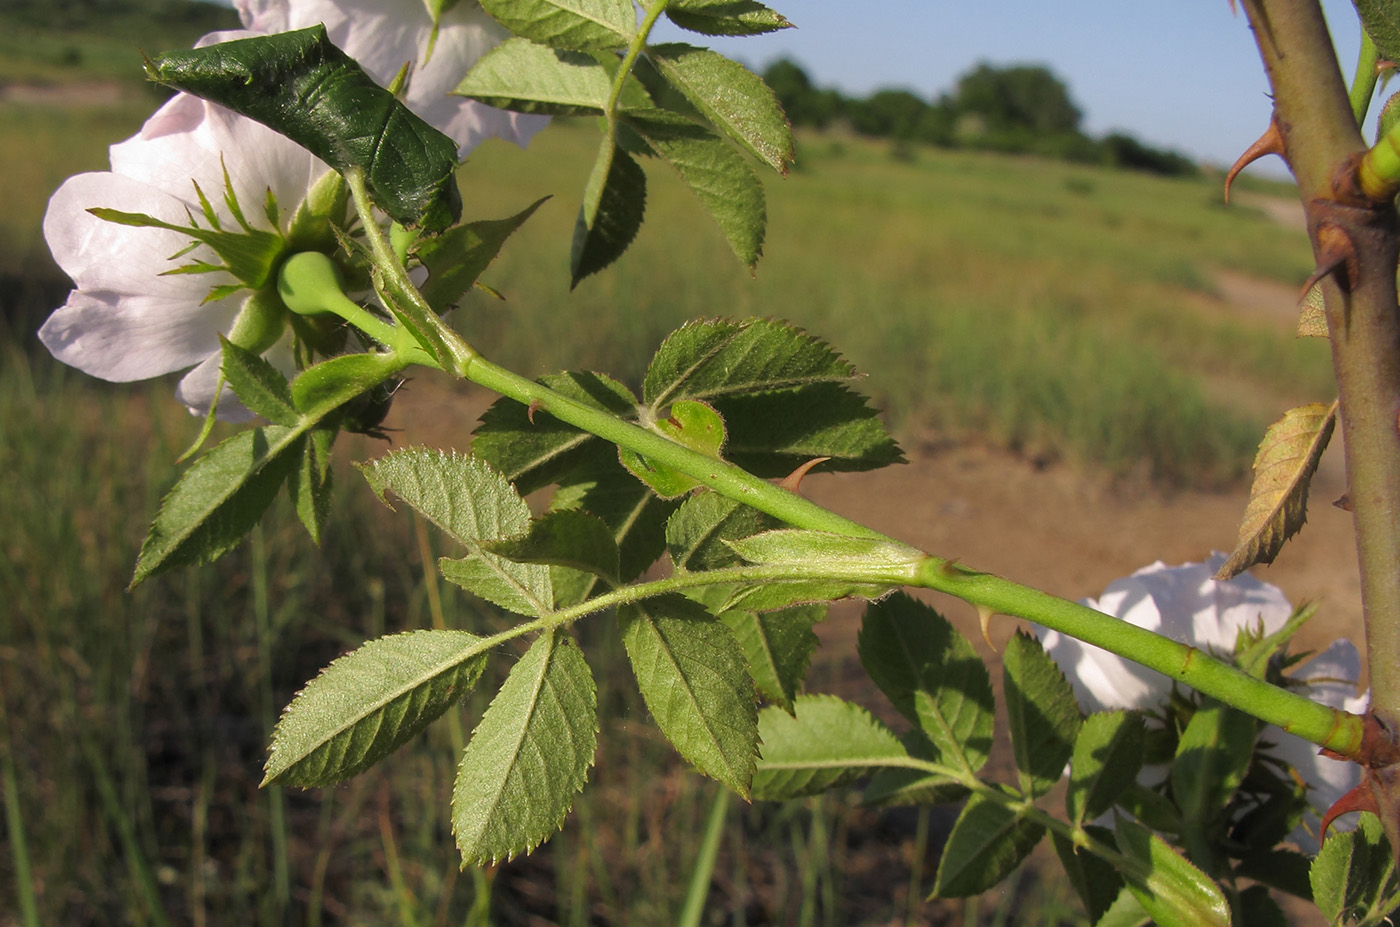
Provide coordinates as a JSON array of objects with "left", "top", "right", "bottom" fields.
[
  {"left": 572, "top": 141, "right": 647, "bottom": 286},
  {"left": 619, "top": 398, "right": 726, "bottom": 498},
  {"left": 857, "top": 593, "right": 995, "bottom": 774},
  {"left": 1170, "top": 704, "right": 1257, "bottom": 831},
  {"left": 1297, "top": 281, "right": 1328, "bottom": 337},
  {"left": 360, "top": 448, "right": 552, "bottom": 614},
  {"left": 1067, "top": 711, "right": 1145, "bottom": 826},
  {"left": 619, "top": 595, "right": 758, "bottom": 796},
  {"left": 290, "top": 352, "right": 405, "bottom": 419},
  {"left": 719, "top": 605, "right": 823, "bottom": 713},
  {"left": 478, "top": 0, "right": 635, "bottom": 50},
  {"left": 1310, "top": 812, "right": 1400, "bottom": 926},
  {"left": 752, "top": 694, "right": 907, "bottom": 800},
  {"left": 454, "top": 632, "right": 597, "bottom": 865},
  {"left": 1116, "top": 817, "right": 1232, "bottom": 927},
  {"left": 625, "top": 113, "right": 765, "bottom": 267},
  {"left": 455, "top": 39, "right": 651, "bottom": 114},
  {"left": 722, "top": 580, "right": 892, "bottom": 614},
  {"left": 725, "top": 529, "right": 923, "bottom": 573},
  {"left": 931, "top": 796, "right": 1044, "bottom": 897},
  {"left": 645, "top": 43, "right": 793, "bottom": 173},
  {"left": 416, "top": 197, "right": 547, "bottom": 312},
  {"left": 666, "top": 491, "right": 778, "bottom": 572},
  {"left": 1003, "top": 630, "right": 1081, "bottom": 798},
  {"left": 1094, "top": 887, "right": 1153, "bottom": 927},
  {"left": 264, "top": 630, "right": 489, "bottom": 786},
  {"left": 1216, "top": 400, "right": 1336, "bottom": 579},
  {"left": 664, "top": 0, "right": 792, "bottom": 36}
]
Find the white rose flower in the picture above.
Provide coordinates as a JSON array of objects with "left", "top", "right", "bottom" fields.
[{"left": 1036, "top": 553, "right": 1365, "bottom": 852}]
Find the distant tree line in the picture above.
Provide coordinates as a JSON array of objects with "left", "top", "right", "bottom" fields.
[{"left": 764, "top": 59, "right": 1199, "bottom": 177}]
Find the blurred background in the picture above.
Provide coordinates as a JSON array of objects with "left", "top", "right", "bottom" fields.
[{"left": 0, "top": 1, "right": 1364, "bottom": 924}]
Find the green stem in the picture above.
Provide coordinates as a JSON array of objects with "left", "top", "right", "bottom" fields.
[
  {"left": 1350, "top": 27, "right": 1381, "bottom": 127},
  {"left": 607, "top": 0, "right": 669, "bottom": 124}
]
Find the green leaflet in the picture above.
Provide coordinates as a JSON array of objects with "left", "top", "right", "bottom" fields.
[
  {"left": 416, "top": 197, "right": 548, "bottom": 313},
  {"left": 645, "top": 43, "right": 793, "bottom": 175},
  {"left": 1310, "top": 812, "right": 1400, "bottom": 926},
  {"left": 551, "top": 458, "right": 678, "bottom": 582},
  {"left": 360, "top": 448, "right": 553, "bottom": 615},
  {"left": 454, "top": 631, "right": 598, "bottom": 865},
  {"left": 719, "top": 605, "right": 823, "bottom": 714},
  {"left": 456, "top": 39, "right": 653, "bottom": 115},
  {"left": 263, "top": 630, "right": 490, "bottom": 787},
  {"left": 861, "top": 730, "right": 968, "bottom": 807},
  {"left": 931, "top": 796, "right": 1044, "bottom": 897},
  {"left": 572, "top": 141, "right": 647, "bottom": 287},
  {"left": 1067, "top": 711, "right": 1145, "bottom": 827},
  {"left": 1115, "top": 818, "right": 1231, "bottom": 927},
  {"left": 619, "top": 398, "right": 726, "bottom": 498},
  {"left": 483, "top": 509, "right": 621, "bottom": 584},
  {"left": 624, "top": 112, "right": 765, "bottom": 268},
  {"left": 1216, "top": 401, "right": 1336, "bottom": 580},
  {"left": 1051, "top": 828, "right": 1123, "bottom": 924},
  {"left": 1170, "top": 704, "right": 1257, "bottom": 841},
  {"left": 752, "top": 695, "right": 908, "bottom": 801},
  {"left": 478, "top": 0, "right": 635, "bottom": 50},
  {"left": 666, "top": 491, "right": 779, "bottom": 572},
  {"left": 1002, "top": 631, "right": 1080, "bottom": 798},
  {"left": 220, "top": 337, "right": 298, "bottom": 427},
  {"left": 146, "top": 26, "right": 461, "bottom": 231},
  {"left": 857, "top": 593, "right": 995, "bottom": 775},
  {"left": 664, "top": 0, "right": 792, "bottom": 37},
  {"left": 720, "top": 529, "right": 922, "bottom": 611},
  {"left": 619, "top": 595, "right": 758, "bottom": 796},
  {"left": 1358, "top": 0, "right": 1400, "bottom": 63},
  {"left": 290, "top": 427, "right": 335, "bottom": 544}
]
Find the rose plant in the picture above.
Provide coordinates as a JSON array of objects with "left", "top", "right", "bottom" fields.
[{"left": 30, "top": 0, "right": 1400, "bottom": 924}]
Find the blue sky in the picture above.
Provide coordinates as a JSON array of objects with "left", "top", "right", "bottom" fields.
[{"left": 653, "top": 1, "right": 1371, "bottom": 176}]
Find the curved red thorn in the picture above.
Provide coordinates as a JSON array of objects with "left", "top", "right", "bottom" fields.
[
  {"left": 1320, "top": 781, "right": 1379, "bottom": 840},
  {"left": 1225, "top": 116, "right": 1285, "bottom": 204},
  {"left": 778, "top": 457, "right": 830, "bottom": 494},
  {"left": 527, "top": 399, "right": 543, "bottom": 425}
]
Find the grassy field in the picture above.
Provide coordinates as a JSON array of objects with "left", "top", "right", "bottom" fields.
[{"left": 0, "top": 30, "right": 1336, "bottom": 925}]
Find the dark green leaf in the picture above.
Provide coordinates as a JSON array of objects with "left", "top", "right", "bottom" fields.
[
  {"left": 1067, "top": 711, "right": 1145, "bottom": 826},
  {"left": 645, "top": 43, "right": 793, "bottom": 174},
  {"left": 1358, "top": 0, "right": 1400, "bottom": 62},
  {"left": 857, "top": 593, "right": 994, "bottom": 774},
  {"left": 717, "top": 382, "right": 904, "bottom": 476},
  {"left": 667, "top": 491, "right": 779, "bottom": 572},
  {"left": 264, "top": 630, "right": 489, "bottom": 786},
  {"left": 220, "top": 336, "right": 297, "bottom": 426},
  {"left": 752, "top": 694, "right": 907, "bottom": 800},
  {"left": 572, "top": 141, "right": 647, "bottom": 286},
  {"left": 1051, "top": 828, "right": 1124, "bottom": 924},
  {"left": 1116, "top": 817, "right": 1231, "bottom": 927},
  {"left": 478, "top": 0, "right": 636, "bottom": 50},
  {"left": 132, "top": 426, "right": 302, "bottom": 586},
  {"left": 1237, "top": 885, "right": 1288, "bottom": 927},
  {"left": 456, "top": 39, "right": 652, "bottom": 114},
  {"left": 719, "top": 604, "right": 823, "bottom": 713},
  {"left": 1004, "top": 630, "right": 1081, "bottom": 798},
  {"left": 1311, "top": 812, "right": 1400, "bottom": 925},
  {"left": 861, "top": 730, "right": 968, "bottom": 806},
  {"left": 550, "top": 456, "right": 676, "bottom": 581},
  {"left": 454, "top": 631, "right": 597, "bottom": 865},
  {"left": 1170, "top": 704, "right": 1257, "bottom": 829},
  {"left": 1234, "top": 848, "right": 1313, "bottom": 900},
  {"left": 664, "top": 0, "right": 792, "bottom": 36},
  {"left": 290, "top": 427, "right": 334, "bottom": 544},
  {"left": 472, "top": 371, "right": 638, "bottom": 493},
  {"left": 932, "top": 796, "right": 1044, "bottom": 897},
  {"left": 619, "top": 595, "right": 758, "bottom": 796},
  {"left": 147, "top": 26, "right": 461, "bottom": 231},
  {"left": 484, "top": 509, "right": 620, "bottom": 583},
  {"left": 624, "top": 113, "right": 765, "bottom": 267},
  {"left": 416, "top": 197, "right": 547, "bottom": 312}
]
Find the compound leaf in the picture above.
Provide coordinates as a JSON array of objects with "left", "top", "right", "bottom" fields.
[{"left": 752, "top": 694, "right": 907, "bottom": 800}]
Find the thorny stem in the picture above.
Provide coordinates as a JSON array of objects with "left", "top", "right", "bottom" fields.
[{"left": 1242, "top": 0, "right": 1400, "bottom": 727}]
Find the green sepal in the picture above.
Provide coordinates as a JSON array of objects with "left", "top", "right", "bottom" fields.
[
  {"left": 1003, "top": 630, "right": 1081, "bottom": 798},
  {"left": 453, "top": 631, "right": 598, "bottom": 866},
  {"left": 572, "top": 141, "right": 647, "bottom": 287},
  {"left": 857, "top": 593, "right": 995, "bottom": 774},
  {"left": 644, "top": 43, "right": 793, "bottom": 174},
  {"left": 416, "top": 197, "right": 548, "bottom": 312},
  {"left": 219, "top": 336, "right": 298, "bottom": 426},
  {"left": 146, "top": 26, "right": 462, "bottom": 231},
  {"left": 455, "top": 39, "right": 653, "bottom": 115},
  {"left": 89, "top": 205, "right": 284, "bottom": 291},
  {"left": 263, "top": 630, "right": 490, "bottom": 787},
  {"left": 664, "top": 0, "right": 792, "bottom": 37},
  {"left": 619, "top": 594, "right": 758, "bottom": 797},
  {"left": 478, "top": 0, "right": 635, "bottom": 50},
  {"left": 751, "top": 694, "right": 907, "bottom": 801},
  {"left": 931, "top": 795, "right": 1044, "bottom": 897}
]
